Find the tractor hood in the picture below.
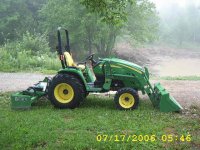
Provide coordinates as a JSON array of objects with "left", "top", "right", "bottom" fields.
[{"left": 103, "top": 58, "right": 144, "bottom": 73}]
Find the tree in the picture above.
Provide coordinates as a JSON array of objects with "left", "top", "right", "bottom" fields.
[
  {"left": 159, "top": 2, "right": 200, "bottom": 46},
  {"left": 39, "top": 0, "right": 119, "bottom": 58},
  {"left": 0, "top": 0, "right": 30, "bottom": 43},
  {"left": 39, "top": 0, "right": 86, "bottom": 54},
  {"left": 0, "top": 0, "right": 159, "bottom": 58},
  {"left": 80, "top": 0, "right": 133, "bottom": 26},
  {"left": 39, "top": 0, "right": 158, "bottom": 57},
  {"left": 0, "top": 0, "right": 46, "bottom": 44},
  {"left": 186, "top": 4, "right": 200, "bottom": 43},
  {"left": 126, "top": 0, "right": 159, "bottom": 44}
]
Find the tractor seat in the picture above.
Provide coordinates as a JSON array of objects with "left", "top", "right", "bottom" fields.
[{"left": 63, "top": 52, "right": 85, "bottom": 70}]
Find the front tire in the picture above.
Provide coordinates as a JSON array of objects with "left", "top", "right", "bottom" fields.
[
  {"left": 48, "top": 74, "right": 84, "bottom": 109},
  {"left": 114, "top": 88, "right": 139, "bottom": 110}
]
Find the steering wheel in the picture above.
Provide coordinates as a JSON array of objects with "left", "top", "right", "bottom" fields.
[
  {"left": 85, "top": 53, "right": 95, "bottom": 61},
  {"left": 85, "top": 53, "right": 96, "bottom": 66}
]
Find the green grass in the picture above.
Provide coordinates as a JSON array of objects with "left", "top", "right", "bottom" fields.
[
  {"left": 151, "top": 76, "right": 200, "bottom": 81},
  {"left": 1, "top": 68, "right": 58, "bottom": 75},
  {"left": 0, "top": 68, "right": 58, "bottom": 75},
  {"left": 0, "top": 93, "right": 199, "bottom": 150}
]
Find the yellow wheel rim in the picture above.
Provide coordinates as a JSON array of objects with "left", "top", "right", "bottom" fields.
[
  {"left": 54, "top": 83, "right": 74, "bottom": 103},
  {"left": 119, "top": 93, "right": 135, "bottom": 108}
]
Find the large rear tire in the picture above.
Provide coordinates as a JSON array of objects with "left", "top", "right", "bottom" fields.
[
  {"left": 114, "top": 88, "right": 139, "bottom": 110},
  {"left": 48, "top": 74, "right": 84, "bottom": 109}
]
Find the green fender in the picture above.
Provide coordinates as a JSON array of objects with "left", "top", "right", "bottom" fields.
[{"left": 57, "top": 67, "right": 88, "bottom": 90}]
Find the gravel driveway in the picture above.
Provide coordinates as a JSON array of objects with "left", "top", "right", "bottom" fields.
[
  {"left": 0, "top": 72, "right": 52, "bottom": 92},
  {"left": 0, "top": 72, "right": 200, "bottom": 108}
]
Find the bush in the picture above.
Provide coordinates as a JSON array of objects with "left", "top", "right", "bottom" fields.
[
  {"left": 20, "top": 31, "right": 51, "bottom": 55},
  {"left": 0, "top": 32, "right": 60, "bottom": 72}
]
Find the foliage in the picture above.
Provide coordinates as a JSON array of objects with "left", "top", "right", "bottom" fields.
[
  {"left": 158, "top": 3, "right": 200, "bottom": 47},
  {"left": 0, "top": 32, "right": 60, "bottom": 72},
  {"left": 126, "top": 0, "right": 159, "bottom": 44},
  {"left": 80, "top": 0, "right": 133, "bottom": 26},
  {"left": 0, "top": 93, "right": 199, "bottom": 149},
  {"left": 39, "top": 0, "right": 88, "bottom": 55},
  {"left": 0, "top": 0, "right": 46, "bottom": 44},
  {"left": 0, "top": 0, "right": 31, "bottom": 44},
  {"left": 39, "top": 0, "right": 120, "bottom": 57},
  {"left": 20, "top": 32, "right": 50, "bottom": 55},
  {"left": 0, "top": 0, "right": 159, "bottom": 69},
  {"left": 40, "top": 0, "right": 158, "bottom": 57}
]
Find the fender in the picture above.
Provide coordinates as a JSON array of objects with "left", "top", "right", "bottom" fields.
[{"left": 58, "top": 67, "right": 88, "bottom": 90}]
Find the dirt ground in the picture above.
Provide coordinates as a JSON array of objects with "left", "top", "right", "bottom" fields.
[
  {"left": 150, "top": 80, "right": 200, "bottom": 108},
  {"left": 115, "top": 43, "right": 200, "bottom": 76}
]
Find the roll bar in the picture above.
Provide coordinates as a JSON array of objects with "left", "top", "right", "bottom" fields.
[{"left": 57, "top": 27, "right": 71, "bottom": 68}]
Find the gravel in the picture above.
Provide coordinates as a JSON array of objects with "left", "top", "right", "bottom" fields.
[
  {"left": 0, "top": 72, "right": 200, "bottom": 108},
  {"left": 0, "top": 72, "right": 52, "bottom": 92}
]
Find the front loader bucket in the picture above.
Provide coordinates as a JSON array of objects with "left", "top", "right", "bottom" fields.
[{"left": 153, "top": 83, "right": 183, "bottom": 112}]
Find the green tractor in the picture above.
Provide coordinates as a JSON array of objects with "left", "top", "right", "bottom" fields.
[{"left": 11, "top": 27, "right": 182, "bottom": 112}]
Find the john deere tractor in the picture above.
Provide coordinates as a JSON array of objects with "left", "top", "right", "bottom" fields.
[{"left": 11, "top": 27, "right": 182, "bottom": 112}]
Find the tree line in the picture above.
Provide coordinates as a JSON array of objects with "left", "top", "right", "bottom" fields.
[
  {"left": 159, "top": 3, "right": 200, "bottom": 47},
  {"left": 0, "top": 0, "right": 158, "bottom": 58}
]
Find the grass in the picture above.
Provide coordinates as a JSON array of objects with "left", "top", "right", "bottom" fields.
[
  {"left": 151, "top": 76, "right": 200, "bottom": 81},
  {"left": 0, "top": 93, "right": 200, "bottom": 150},
  {"left": 1, "top": 68, "right": 58, "bottom": 75},
  {"left": 0, "top": 68, "right": 58, "bottom": 75}
]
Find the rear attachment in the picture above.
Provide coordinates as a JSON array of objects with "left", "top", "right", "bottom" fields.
[{"left": 11, "top": 77, "right": 51, "bottom": 109}]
